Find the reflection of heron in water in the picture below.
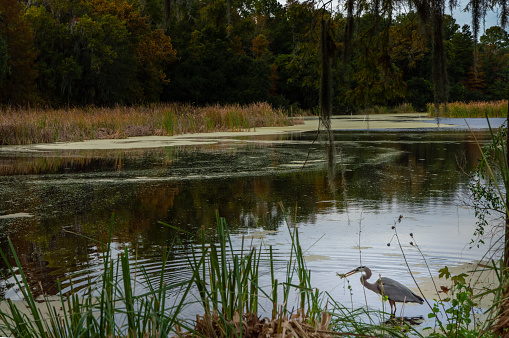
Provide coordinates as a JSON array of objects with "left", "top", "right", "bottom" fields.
[{"left": 342, "top": 266, "right": 424, "bottom": 316}]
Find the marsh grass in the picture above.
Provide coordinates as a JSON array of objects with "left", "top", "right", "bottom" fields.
[
  {"left": 155, "top": 210, "right": 424, "bottom": 337},
  {"left": 427, "top": 100, "right": 508, "bottom": 118},
  {"left": 0, "top": 218, "right": 192, "bottom": 337},
  {"left": 171, "top": 211, "right": 339, "bottom": 336},
  {"left": 466, "top": 120, "right": 509, "bottom": 335},
  {"left": 0, "top": 210, "right": 423, "bottom": 337},
  {"left": 0, "top": 103, "right": 298, "bottom": 145}
]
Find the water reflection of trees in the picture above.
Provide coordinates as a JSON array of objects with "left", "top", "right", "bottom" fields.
[{"left": 0, "top": 130, "right": 489, "bottom": 295}]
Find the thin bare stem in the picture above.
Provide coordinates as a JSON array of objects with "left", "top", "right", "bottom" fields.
[{"left": 391, "top": 216, "right": 447, "bottom": 333}]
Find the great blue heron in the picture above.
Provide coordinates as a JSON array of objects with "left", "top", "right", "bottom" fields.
[{"left": 343, "top": 266, "right": 424, "bottom": 316}]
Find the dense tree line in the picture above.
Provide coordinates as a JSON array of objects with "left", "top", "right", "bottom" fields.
[{"left": 0, "top": 0, "right": 507, "bottom": 111}]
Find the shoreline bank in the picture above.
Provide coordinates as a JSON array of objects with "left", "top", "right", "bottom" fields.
[{"left": 2, "top": 114, "right": 455, "bottom": 151}]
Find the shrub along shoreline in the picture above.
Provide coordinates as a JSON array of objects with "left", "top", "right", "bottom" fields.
[{"left": 0, "top": 102, "right": 298, "bottom": 146}]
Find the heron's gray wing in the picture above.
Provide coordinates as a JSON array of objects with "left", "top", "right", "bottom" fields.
[{"left": 377, "top": 277, "right": 424, "bottom": 304}]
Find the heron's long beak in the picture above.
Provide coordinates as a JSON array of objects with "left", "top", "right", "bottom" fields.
[{"left": 342, "top": 269, "right": 359, "bottom": 278}]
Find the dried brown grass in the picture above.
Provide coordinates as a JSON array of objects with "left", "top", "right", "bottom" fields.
[
  {"left": 427, "top": 100, "right": 508, "bottom": 118},
  {"left": 0, "top": 103, "right": 299, "bottom": 145},
  {"left": 176, "top": 311, "right": 360, "bottom": 337}
]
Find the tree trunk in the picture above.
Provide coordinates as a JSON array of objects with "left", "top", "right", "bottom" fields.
[
  {"left": 431, "top": 0, "right": 449, "bottom": 121},
  {"left": 343, "top": 0, "right": 355, "bottom": 63},
  {"left": 320, "top": 17, "right": 332, "bottom": 131},
  {"left": 319, "top": 17, "right": 335, "bottom": 189}
]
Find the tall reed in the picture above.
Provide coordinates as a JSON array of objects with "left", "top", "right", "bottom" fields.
[
  {"left": 467, "top": 120, "right": 509, "bottom": 335},
  {"left": 0, "top": 215, "right": 192, "bottom": 337},
  {"left": 173, "top": 210, "right": 420, "bottom": 337},
  {"left": 0, "top": 103, "right": 298, "bottom": 146},
  {"left": 0, "top": 212, "right": 426, "bottom": 337},
  {"left": 427, "top": 100, "right": 508, "bottom": 118}
]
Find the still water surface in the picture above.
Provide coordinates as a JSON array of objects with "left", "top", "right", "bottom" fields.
[{"left": 0, "top": 123, "right": 503, "bottom": 318}]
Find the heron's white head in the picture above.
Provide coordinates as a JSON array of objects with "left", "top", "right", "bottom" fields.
[{"left": 342, "top": 266, "right": 369, "bottom": 277}]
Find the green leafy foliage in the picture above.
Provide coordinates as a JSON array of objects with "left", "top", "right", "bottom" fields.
[
  {"left": 468, "top": 126, "right": 507, "bottom": 247},
  {"left": 20, "top": 0, "right": 176, "bottom": 106},
  {"left": 0, "top": 27, "right": 7, "bottom": 87},
  {"left": 479, "top": 26, "right": 509, "bottom": 101},
  {"left": 74, "top": 14, "right": 136, "bottom": 104},
  {"left": 426, "top": 267, "right": 483, "bottom": 337},
  {"left": 0, "top": 0, "right": 39, "bottom": 105},
  {"left": 0, "top": 0, "right": 508, "bottom": 109}
]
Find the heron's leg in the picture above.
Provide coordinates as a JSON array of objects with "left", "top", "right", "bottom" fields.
[{"left": 389, "top": 300, "right": 396, "bottom": 317}]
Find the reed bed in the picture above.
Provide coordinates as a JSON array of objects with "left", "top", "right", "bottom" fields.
[
  {"left": 0, "top": 212, "right": 421, "bottom": 337},
  {"left": 0, "top": 209, "right": 499, "bottom": 336},
  {"left": 427, "top": 100, "right": 508, "bottom": 118},
  {"left": 0, "top": 103, "right": 298, "bottom": 146}
]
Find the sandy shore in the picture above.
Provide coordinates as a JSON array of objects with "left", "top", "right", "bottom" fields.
[
  {"left": 413, "top": 261, "right": 499, "bottom": 309},
  {"left": 1, "top": 113, "right": 448, "bottom": 151},
  {"left": 0, "top": 295, "right": 66, "bottom": 318}
]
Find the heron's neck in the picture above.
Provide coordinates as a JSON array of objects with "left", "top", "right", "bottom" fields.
[
  {"left": 360, "top": 274, "right": 371, "bottom": 285},
  {"left": 360, "top": 272, "right": 377, "bottom": 291},
  {"left": 361, "top": 269, "right": 372, "bottom": 280}
]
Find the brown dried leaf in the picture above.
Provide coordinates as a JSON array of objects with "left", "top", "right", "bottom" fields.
[{"left": 440, "top": 286, "right": 450, "bottom": 294}]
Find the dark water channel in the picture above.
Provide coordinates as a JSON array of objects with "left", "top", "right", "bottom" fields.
[{"left": 0, "top": 125, "right": 502, "bottom": 319}]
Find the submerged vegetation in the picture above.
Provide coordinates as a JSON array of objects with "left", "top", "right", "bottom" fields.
[{"left": 0, "top": 102, "right": 298, "bottom": 145}]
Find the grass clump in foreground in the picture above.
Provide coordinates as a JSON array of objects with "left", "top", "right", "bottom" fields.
[
  {"left": 0, "top": 102, "right": 300, "bottom": 146},
  {"left": 0, "top": 210, "right": 500, "bottom": 337},
  {"left": 0, "top": 212, "right": 422, "bottom": 337},
  {"left": 427, "top": 100, "right": 508, "bottom": 118}
]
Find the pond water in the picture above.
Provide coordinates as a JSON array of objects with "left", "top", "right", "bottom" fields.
[{"left": 0, "top": 119, "right": 504, "bottom": 321}]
